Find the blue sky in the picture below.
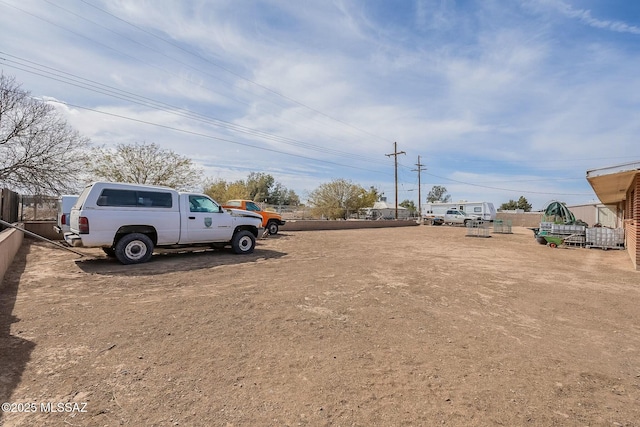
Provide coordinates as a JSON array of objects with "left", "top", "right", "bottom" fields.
[{"left": 1, "top": 0, "right": 639, "bottom": 210}]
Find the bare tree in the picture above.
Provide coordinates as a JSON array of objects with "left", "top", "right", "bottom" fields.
[
  {"left": 0, "top": 73, "right": 90, "bottom": 194},
  {"left": 89, "top": 142, "right": 203, "bottom": 190}
]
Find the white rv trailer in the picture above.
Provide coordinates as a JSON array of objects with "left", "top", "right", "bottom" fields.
[{"left": 422, "top": 201, "right": 496, "bottom": 221}]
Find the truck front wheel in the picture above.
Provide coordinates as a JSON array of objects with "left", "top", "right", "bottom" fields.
[
  {"left": 267, "top": 221, "right": 279, "bottom": 235},
  {"left": 115, "top": 233, "right": 154, "bottom": 264},
  {"left": 232, "top": 230, "right": 256, "bottom": 254}
]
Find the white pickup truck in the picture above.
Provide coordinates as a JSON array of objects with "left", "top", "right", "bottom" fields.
[
  {"left": 424, "top": 209, "right": 481, "bottom": 226},
  {"left": 65, "top": 182, "right": 264, "bottom": 264}
]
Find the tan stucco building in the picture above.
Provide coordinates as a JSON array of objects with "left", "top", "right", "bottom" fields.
[{"left": 587, "top": 161, "right": 640, "bottom": 270}]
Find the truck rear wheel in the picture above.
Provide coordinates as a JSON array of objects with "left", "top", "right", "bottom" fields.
[
  {"left": 267, "top": 221, "right": 279, "bottom": 235},
  {"left": 115, "top": 233, "right": 154, "bottom": 264},
  {"left": 232, "top": 230, "right": 255, "bottom": 254}
]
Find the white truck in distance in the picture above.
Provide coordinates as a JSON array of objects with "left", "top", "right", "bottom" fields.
[
  {"left": 65, "top": 182, "right": 264, "bottom": 264},
  {"left": 53, "top": 194, "right": 79, "bottom": 235},
  {"left": 422, "top": 205, "right": 482, "bottom": 226}
]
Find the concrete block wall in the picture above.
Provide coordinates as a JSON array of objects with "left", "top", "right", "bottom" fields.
[
  {"left": 495, "top": 212, "right": 543, "bottom": 228},
  {"left": 282, "top": 219, "right": 420, "bottom": 231},
  {"left": 0, "top": 226, "right": 24, "bottom": 285}
]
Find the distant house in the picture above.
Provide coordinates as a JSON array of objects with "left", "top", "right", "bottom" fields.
[
  {"left": 364, "top": 199, "right": 411, "bottom": 220},
  {"left": 586, "top": 161, "right": 640, "bottom": 270}
]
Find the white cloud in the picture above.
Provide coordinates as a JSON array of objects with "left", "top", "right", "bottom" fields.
[{"left": 550, "top": 0, "right": 640, "bottom": 35}]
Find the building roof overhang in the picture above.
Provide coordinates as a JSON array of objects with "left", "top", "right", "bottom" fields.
[{"left": 586, "top": 162, "right": 640, "bottom": 204}]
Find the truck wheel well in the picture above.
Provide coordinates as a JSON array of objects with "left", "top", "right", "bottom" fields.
[
  {"left": 235, "top": 225, "right": 258, "bottom": 238},
  {"left": 114, "top": 225, "right": 158, "bottom": 246}
]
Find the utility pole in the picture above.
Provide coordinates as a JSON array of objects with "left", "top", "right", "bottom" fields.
[
  {"left": 412, "top": 155, "right": 427, "bottom": 219},
  {"left": 385, "top": 142, "right": 405, "bottom": 219}
]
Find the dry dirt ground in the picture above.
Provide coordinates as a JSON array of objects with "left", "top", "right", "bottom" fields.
[{"left": 1, "top": 226, "right": 639, "bottom": 427}]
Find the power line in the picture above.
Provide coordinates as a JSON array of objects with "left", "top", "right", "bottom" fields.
[
  {"left": 0, "top": 53, "right": 393, "bottom": 166},
  {"left": 421, "top": 172, "right": 592, "bottom": 196},
  {"left": 1, "top": 0, "right": 392, "bottom": 151},
  {"left": 48, "top": 98, "right": 392, "bottom": 176},
  {"left": 77, "top": 0, "right": 392, "bottom": 144},
  {"left": 0, "top": 3, "right": 609, "bottom": 197}
]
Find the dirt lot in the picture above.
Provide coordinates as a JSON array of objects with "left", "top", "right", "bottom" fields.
[{"left": 1, "top": 226, "right": 639, "bottom": 426}]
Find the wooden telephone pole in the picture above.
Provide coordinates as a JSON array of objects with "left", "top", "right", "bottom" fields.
[
  {"left": 385, "top": 142, "right": 405, "bottom": 219},
  {"left": 412, "top": 155, "right": 427, "bottom": 219}
]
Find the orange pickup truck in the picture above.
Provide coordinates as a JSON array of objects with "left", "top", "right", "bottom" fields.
[{"left": 222, "top": 200, "right": 286, "bottom": 235}]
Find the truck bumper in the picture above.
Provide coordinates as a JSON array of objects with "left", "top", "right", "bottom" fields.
[{"left": 64, "top": 232, "right": 84, "bottom": 247}]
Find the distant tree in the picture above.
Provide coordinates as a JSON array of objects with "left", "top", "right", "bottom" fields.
[
  {"left": 500, "top": 200, "right": 518, "bottom": 211},
  {"left": 360, "top": 186, "right": 380, "bottom": 208},
  {"left": 283, "top": 189, "right": 301, "bottom": 206},
  {"left": 426, "top": 185, "right": 451, "bottom": 203},
  {"left": 203, "top": 173, "right": 299, "bottom": 205},
  {"left": 270, "top": 182, "right": 301, "bottom": 206},
  {"left": 89, "top": 142, "right": 202, "bottom": 190},
  {"left": 517, "top": 196, "right": 532, "bottom": 212},
  {"left": 308, "top": 178, "right": 368, "bottom": 219},
  {"left": 246, "top": 172, "right": 274, "bottom": 202},
  {"left": 0, "top": 73, "right": 90, "bottom": 194},
  {"left": 500, "top": 196, "right": 532, "bottom": 212},
  {"left": 400, "top": 199, "right": 417, "bottom": 214},
  {"left": 203, "top": 178, "right": 248, "bottom": 203}
]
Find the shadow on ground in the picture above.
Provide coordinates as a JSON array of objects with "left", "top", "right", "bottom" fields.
[
  {"left": 0, "top": 241, "right": 36, "bottom": 424},
  {"left": 74, "top": 247, "right": 287, "bottom": 276}
]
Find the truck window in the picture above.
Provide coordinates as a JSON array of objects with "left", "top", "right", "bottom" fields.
[
  {"left": 245, "top": 202, "right": 261, "bottom": 211},
  {"left": 137, "top": 191, "right": 173, "bottom": 207},
  {"left": 189, "top": 195, "right": 220, "bottom": 213},
  {"left": 97, "top": 189, "right": 172, "bottom": 207},
  {"left": 98, "top": 189, "right": 137, "bottom": 206}
]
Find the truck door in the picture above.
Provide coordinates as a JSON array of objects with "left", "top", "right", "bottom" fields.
[{"left": 183, "top": 195, "right": 234, "bottom": 243}]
